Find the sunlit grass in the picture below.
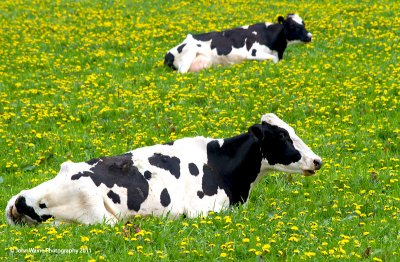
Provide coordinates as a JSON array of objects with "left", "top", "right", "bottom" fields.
[{"left": 0, "top": 0, "right": 399, "bottom": 260}]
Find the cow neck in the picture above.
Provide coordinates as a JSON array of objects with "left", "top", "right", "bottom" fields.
[
  {"left": 206, "top": 132, "right": 263, "bottom": 205},
  {"left": 267, "top": 24, "right": 287, "bottom": 60}
]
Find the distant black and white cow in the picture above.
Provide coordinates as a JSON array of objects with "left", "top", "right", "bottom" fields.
[
  {"left": 164, "top": 14, "right": 312, "bottom": 73},
  {"left": 6, "top": 114, "right": 322, "bottom": 225}
]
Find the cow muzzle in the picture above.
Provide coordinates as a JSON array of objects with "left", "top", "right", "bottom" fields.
[
  {"left": 6, "top": 195, "right": 39, "bottom": 225},
  {"left": 305, "top": 33, "right": 312, "bottom": 43},
  {"left": 7, "top": 198, "right": 24, "bottom": 225},
  {"left": 302, "top": 158, "right": 322, "bottom": 176}
]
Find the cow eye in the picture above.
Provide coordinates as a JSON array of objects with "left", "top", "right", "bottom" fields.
[{"left": 39, "top": 203, "right": 47, "bottom": 209}]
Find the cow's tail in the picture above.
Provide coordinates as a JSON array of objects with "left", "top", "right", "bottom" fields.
[{"left": 164, "top": 52, "right": 177, "bottom": 70}]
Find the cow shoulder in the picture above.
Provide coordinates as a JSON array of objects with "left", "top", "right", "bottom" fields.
[{"left": 202, "top": 134, "right": 263, "bottom": 205}]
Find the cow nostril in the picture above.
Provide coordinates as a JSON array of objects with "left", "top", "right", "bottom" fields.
[{"left": 313, "top": 159, "right": 322, "bottom": 170}]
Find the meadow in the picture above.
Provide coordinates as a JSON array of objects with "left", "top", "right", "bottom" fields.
[{"left": 0, "top": 0, "right": 399, "bottom": 260}]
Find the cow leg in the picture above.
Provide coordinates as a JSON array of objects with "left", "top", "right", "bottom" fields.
[
  {"left": 84, "top": 207, "right": 118, "bottom": 225},
  {"left": 246, "top": 51, "right": 279, "bottom": 63},
  {"left": 178, "top": 52, "right": 196, "bottom": 73},
  {"left": 188, "top": 55, "right": 211, "bottom": 72},
  {"left": 72, "top": 190, "right": 120, "bottom": 225},
  {"left": 177, "top": 48, "right": 197, "bottom": 73}
]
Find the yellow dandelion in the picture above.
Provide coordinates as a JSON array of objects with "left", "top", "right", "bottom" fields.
[
  {"left": 262, "top": 244, "right": 271, "bottom": 252},
  {"left": 242, "top": 238, "right": 250, "bottom": 243},
  {"left": 288, "top": 236, "right": 300, "bottom": 242},
  {"left": 304, "top": 251, "right": 316, "bottom": 258},
  {"left": 81, "top": 236, "right": 90, "bottom": 242}
]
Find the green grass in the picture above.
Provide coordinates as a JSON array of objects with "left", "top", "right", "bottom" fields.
[{"left": 0, "top": 0, "right": 399, "bottom": 260}]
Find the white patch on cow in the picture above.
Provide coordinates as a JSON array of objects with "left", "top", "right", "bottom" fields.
[
  {"left": 210, "top": 44, "right": 249, "bottom": 65},
  {"left": 265, "top": 22, "right": 272, "bottom": 27},
  {"left": 101, "top": 184, "right": 127, "bottom": 219},
  {"left": 289, "top": 14, "right": 303, "bottom": 25},
  {"left": 58, "top": 161, "right": 93, "bottom": 179},
  {"left": 217, "top": 139, "right": 224, "bottom": 147},
  {"left": 287, "top": 39, "right": 302, "bottom": 45},
  {"left": 260, "top": 113, "right": 322, "bottom": 175},
  {"left": 252, "top": 31, "right": 257, "bottom": 35},
  {"left": 241, "top": 25, "right": 249, "bottom": 29},
  {"left": 186, "top": 188, "right": 230, "bottom": 218},
  {"left": 246, "top": 42, "right": 279, "bottom": 63}
]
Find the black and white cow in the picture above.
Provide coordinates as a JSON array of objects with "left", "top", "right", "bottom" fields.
[
  {"left": 164, "top": 14, "right": 312, "bottom": 73},
  {"left": 6, "top": 114, "right": 322, "bottom": 225}
]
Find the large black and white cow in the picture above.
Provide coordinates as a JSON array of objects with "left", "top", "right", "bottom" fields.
[
  {"left": 164, "top": 14, "right": 312, "bottom": 73},
  {"left": 6, "top": 114, "right": 322, "bottom": 225}
]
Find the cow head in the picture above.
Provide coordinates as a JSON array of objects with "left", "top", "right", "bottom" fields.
[
  {"left": 278, "top": 14, "right": 312, "bottom": 45},
  {"left": 5, "top": 162, "right": 112, "bottom": 226},
  {"left": 6, "top": 183, "right": 56, "bottom": 225},
  {"left": 249, "top": 113, "right": 322, "bottom": 175}
]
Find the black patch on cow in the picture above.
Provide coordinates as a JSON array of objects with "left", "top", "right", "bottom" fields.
[
  {"left": 164, "top": 52, "right": 176, "bottom": 70},
  {"left": 160, "top": 188, "right": 171, "bottom": 207},
  {"left": 197, "top": 44, "right": 201, "bottom": 47},
  {"left": 197, "top": 191, "right": 205, "bottom": 199},
  {"left": 210, "top": 36, "right": 233, "bottom": 55},
  {"left": 188, "top": 163, "right": 199, "bottom": 176},
  {"left": 71, "top": 153, "right": 149, "bottom": 212},
  {"left": 163, "top": 141, "right": 174, "bottom": 146},
  {"left": 15, "top": 196, "right": 54, "bottom": 223},
  {"left": 177, "top": 43, "right": 186, "bottom": 53},
  {"left": 107, "top": 190, "right": 121, "bottom": 204},
  {"left": 247, "top": 22, "right": 287, "bottom": 59},
  {"left": 39, "top": 203, "right": 47, "bottom": 209},
  {"left": 86, "top": 158, "right": 100, "bottom": 165},
  {"left": 192, "top": 32, "right": 214, "bottom": 42},
  {"left": 202, "top": 164, "right": 220, "bottom": 196},
  {"left": 193, "top": 25, "right": 287, "bottom": 57},
  {"left": 15, "top": 196, "right": 41, "bottom": 222},
  {"left": 40, "top": 214, "right": 54, "bottom": 221},
  {"left": 251, "top": 49, "right": 257, "bottom": 56},
  {"left": 250, "top": 123, "right": 301, "bottom": 165},
  {"left": 144, "top": 170, "right": 152, "bottom": 180},
  {"left": 193, "top": 28, "right": 251, "bottom": 56},
  {"left": 202, "top": 134, "right": 263, "bottom": 205},
  {"left": 148, "top": 153, "right": 181, "bottom": 178}
]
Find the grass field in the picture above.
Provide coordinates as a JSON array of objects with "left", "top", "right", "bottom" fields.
[{"left": 0, "top": 0, "right": 399, "bottom": 260}]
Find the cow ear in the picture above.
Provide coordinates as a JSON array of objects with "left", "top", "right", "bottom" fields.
[
  {"left": 249, "top": 124, "right": 265, "bottom": 141},
  {"left": 278, "top": 16, "right": 284, "bottom": 24}
]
